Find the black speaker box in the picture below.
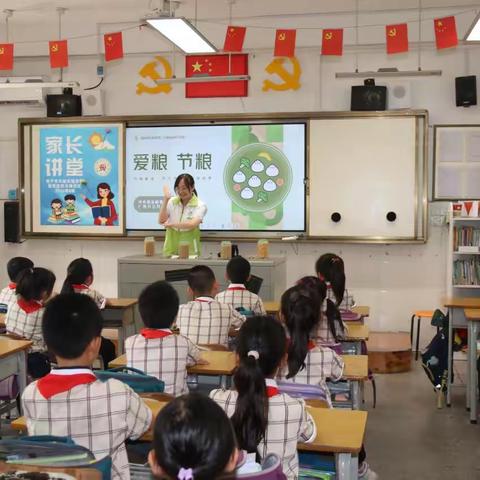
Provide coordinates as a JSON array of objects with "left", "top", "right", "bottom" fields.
[
  {"left": 351, "top": 85, "right": 387, "bottom": 111},
  {"left": 4, "top": 201, "right": 20, "bottom": 243},
  {"left": 455, "top": 76, "right": 477, "bottom": 107},
  {"left": 46, "top": 94, "right": 82, "bottom": 117}
]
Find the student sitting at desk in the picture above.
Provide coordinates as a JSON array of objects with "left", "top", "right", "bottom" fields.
[
  {"left": 22, "top": 294, "right": 152, "bottom": 480},
  {"left": 61, "top": 257, "right": 115, "bottom": 368},
  {"left": 125, "top": 280, "right": 202, "bottom": 396},
  {"left": 215, "top": 256, "right": 266, "bottom": 316},
  {"left": 0, "top": 256, "right": 34, "bottom": 313},
  {"left": 176, "top": 266, "right": 245, "bottom": 348},
  {"left": 210, "top": 316, "right": 316, "bottom": 479},
  {"left": 279, "top": 284, "right": 344, "bottom": 395},
  {"left": 6, "top": 267, "right": 56, "bottom": 378}
]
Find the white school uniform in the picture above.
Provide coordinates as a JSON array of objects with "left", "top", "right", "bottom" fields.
[
  {"left": 72, "top": 284, "right": 107, "bottom": 309},
  {"left": 22, "top": 368, "right": 152, "bottom": 480},
  {"left": 210, "top": 379, "right": 316, "bottom": 479},
  {"left": 215, "top": 283, "right": 266, "bottom": 315},
  {"left": 125, "top": 328, "right": 201, "bottom": 396},
  {"left": 5, "top": 298, "right": 46, "bottom": 352},
  {"left": 176, "top": 297, "right": 244, "bottom": 347},
  {"left": 0, "top": 283, "right": 16, "bottom": 311}
]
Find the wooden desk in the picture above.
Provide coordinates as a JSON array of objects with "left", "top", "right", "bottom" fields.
[
  {"left": 264, "top": 301, "right": 280, "bottom": 315},
  {"left": 0, "top": 336, "right": 32, "bottom": 415},
  {"left": 103, "top": 298, "right": 138, "bottom": 355},
  {"left": 341, "top": 355, "right": 368, "bottom": 410},
  {"left": 351, "top": 306, "right": 370, "bottom": 317},
  {"left": 109, "top": 350, "right": 237, "bottom": 388},
  {"left": 464, "top": 308, "right": 480, "bottom": 424},
  {"left": 443, "top": 297, "right": 480, "bottom": 408}
]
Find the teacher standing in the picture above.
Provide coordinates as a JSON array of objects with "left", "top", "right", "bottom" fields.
[{"left": 158, "top": 173, "right": 207, "bottom": 257}]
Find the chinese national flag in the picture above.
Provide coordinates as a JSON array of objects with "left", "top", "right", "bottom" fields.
[
  {"left": 274, "top": 29, "right": 296, "bottom": 57},
  {"left": 0, "top": 43, "right": 14, "bottom": 70},
  {"left": 434, "top": 16, "right": 458, "bottom": 50},
  {"left": 223, "top": 26, "right": 246, "bottom": 52},
  {"left": 104, "top": 32, "right": 124, "bottom": 61},
  {"left": 49, "top": 40, "right": 69, "bottom": 68},
  {"left": 185, "top": 54, "right": 248, "bottom": 98},
  {"left": 321, "top": 29, "right": 343, "bottom": 56},
  {"left": 386, "top": 24, "right": 408, "bottom": 54}
]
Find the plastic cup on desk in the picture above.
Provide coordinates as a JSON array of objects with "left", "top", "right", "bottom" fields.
[
  {"left": 257, "top": 239, "right": 269, "bottom": 259},
  {"left": 179, "top": 241, "right": 190, "bottom": 259},
  {"left": 221, "top": 241, "right": 232, "bottom": 260}
]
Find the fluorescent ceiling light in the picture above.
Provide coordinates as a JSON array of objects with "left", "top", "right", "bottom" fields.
[
  {"left": 336, "top": 68, "right": 441, "bottom": 78},
  {"left": 0, "top": 81, "right": 79, "bottom": 89},
  {"left": 146, "top": 17, "right": 217, "bottom": 54},
  {"left": 155, "top": 75, "right": 250, "bottom": 84},
  {"left": 465, "top": 12, "right": 480, "bottom": 41}
]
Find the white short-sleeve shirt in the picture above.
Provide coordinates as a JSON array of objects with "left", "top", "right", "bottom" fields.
[{"left": 166, "top": 196, "right": 207, "bottom": 232}]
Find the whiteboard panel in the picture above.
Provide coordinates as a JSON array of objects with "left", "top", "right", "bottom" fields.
[{"left": 309, "top": 117, "right": 417, "bottom": 238}]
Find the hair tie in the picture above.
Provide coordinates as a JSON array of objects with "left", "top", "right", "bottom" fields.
[
  {"left": 178, "top": 468, "right": 193, "bottom": 480},
  {"left": 247, "top": 350, "right": 259, "bottom": 360}
]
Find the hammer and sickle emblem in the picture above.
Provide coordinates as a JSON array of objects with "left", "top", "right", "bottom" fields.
[
  {"left": 136, "top": 56, "right": 173, "bottom": 95},
  {"left": 325, "top": 32, "right": 333, "bottom": 40},
  {"left": 51, "top": 44, "right": 58, "bottom": 52},
  {"left": 262, "top": 57, "right": 302, "bottom": 92},
  {"left": 0, "top": 48, "right": 4, "bottom": 55},
  {"left": 388, "top": 28, "right": 397, "bottom": 37}
]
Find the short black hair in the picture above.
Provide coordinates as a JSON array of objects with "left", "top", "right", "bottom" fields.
[
  {"left": 42, "top": 293, "right": 102, "bottom": 359},
  {"left": 64, "top": 194, "right": 76, "bottom": 201},
  {"left": 187, "top": 266, "right": 215, "bottom": 295},
  {"left": 7, "top": 257, "right": 34, "bottom": 282},
  {"left": 226, "top": 256, "right": 250, "bottom": 284},
  {"left": 153, "top": 392, "right": 236, "bottom": 480},
  {"left": 139, "top": 281, "right": 179, "bottom": 329}
]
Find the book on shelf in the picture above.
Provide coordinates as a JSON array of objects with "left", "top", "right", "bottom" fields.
[
  {"left": 453, "top": 226, "right": 480, "bottom": 252},
  {"left": 453, "top": 258, "right": 480, "bottom": 285}
]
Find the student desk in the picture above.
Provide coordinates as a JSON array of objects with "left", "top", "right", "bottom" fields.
[
  {"left": 109, "top": 350, "right": 236, "bottom": 389},
  {"left": 342, "top": 355, "right": 368, "bottom": 410},
  {"left": 464, "top": 308, "right": 480, "bottom": 423},
  {"left": 343, "top": 325, "right": 369, "bottom": 355},
  {"left": 103, "top": 299, "right": 138, "bottom": 355},
  {"left": 351, "top": 306, "right": 370, "bottom": 318},
  {"left": 443, "top": 297, "right": 480, "bottom": 408},
  {"left": 141, "top": 399, "right": 367, "bottom": 480}
]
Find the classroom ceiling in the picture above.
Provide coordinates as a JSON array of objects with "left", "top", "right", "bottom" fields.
[{"left": 0, "top": 0, "right": 478, "bottom": 24}]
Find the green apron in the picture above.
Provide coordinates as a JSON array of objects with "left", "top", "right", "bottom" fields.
[{"left": 163, "top": 195, "right": 202, "bottom": 257}]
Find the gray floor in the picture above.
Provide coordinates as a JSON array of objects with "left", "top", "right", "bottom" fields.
[{"left": 364, "top": 361, "right": 480, "bottom": 480}]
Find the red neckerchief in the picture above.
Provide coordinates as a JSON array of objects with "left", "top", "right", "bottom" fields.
[
  {"left": 17, "top": 298, "right": 43, "bottom": 314},
  {"left": 140, "top": 328, "right": 173, "bottom": 339},
  {"left": 266, "top": 379, "right": 280, "bottom": 398},
  {"left": 308, "top": 340, "right": 316, "bottom": 351},
  {"left": 72, "top": 284, "right": 89, "bottom": 291},
  {"left": 8, "top": 283, "right": 16, "bottom": 290},
  {"left": 227, "top": 284, "right": 247, "bottom": 291},
  {"left": 37, "top": 369, "right": 97, "bottom": 399}
]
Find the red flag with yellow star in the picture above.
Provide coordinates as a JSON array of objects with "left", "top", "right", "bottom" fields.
[
  {"left": 49, "top": 40, "right": 68, "bottom": 68},
  {"left": 434, "top": 16, "right": 458, "bottom": 49},
  {"left": 223, "top": 26, "right": 246, "bottom": 52},
  {"left": 386, "top": 23, "right": 408, "bottom": 54},
  {"left": 274, "top": 29, "right": 296, "bottom": 57},
  {"left": 185, "top": 54, "right": 248, "bottom": 98},
  {"left": 104, "top": 32, "right": 123, "bottom": 61},
  {"left": 321, "top": 29, "right": 343, "bottom": 56},
  {"left": 0, "top": 43, "right": 14, "bottom": 70}
]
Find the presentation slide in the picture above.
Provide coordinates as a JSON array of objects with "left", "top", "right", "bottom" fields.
[{"left": 125, "top": 123, "right": 306, "bottom": 231}]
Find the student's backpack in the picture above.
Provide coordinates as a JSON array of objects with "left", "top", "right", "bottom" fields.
[
  {"left": 95, "top": 367, "right": 165, "bottom": 394},
  {"left": 421, "top": 324, "right": 449, "bottom": 394}
]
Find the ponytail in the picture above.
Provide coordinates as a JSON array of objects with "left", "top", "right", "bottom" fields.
[
  {"left": 232, "top": 316, "right": 286, "bottom": 453},
  {"left": 315, "top": 253, "right": 346, "bottom": 306},
  {"left": 281, "top": 285, "right": 321, "bottom": 378},
  {"left": 61, "top": 258, "right": 93, "bottom": 295},
  {"left": 325, "top": 298, "right": 345, "bottom": 341},
  {"left": 16, "top": 267, "right": 56, "bottom": 301}
]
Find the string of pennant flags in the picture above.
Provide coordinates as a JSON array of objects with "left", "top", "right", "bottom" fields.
[{"left": 0, "top": 14, "right": 461, "bottom": 71}]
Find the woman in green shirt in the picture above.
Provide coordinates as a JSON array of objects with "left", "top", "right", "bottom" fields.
[{"left": 158, "top": 174, "right": 207, "bottom": 257}]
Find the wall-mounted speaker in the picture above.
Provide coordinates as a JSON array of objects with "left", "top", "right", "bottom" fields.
[
  {"left": 351, "top": 85, "right": 387, "bottom": 111},
  {"left": 82, "top": 89, "right": 104, "bottom": 116},
  {"left": 4, "top": 201, "right": 21, "bottom": 243},
  {"left": 455, "top": 75, "right": 477, "bottom": 107}
]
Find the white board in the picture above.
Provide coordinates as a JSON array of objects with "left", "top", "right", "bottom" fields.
[{"left": 309, "top": 116, "right": 419, "bottom": 239}]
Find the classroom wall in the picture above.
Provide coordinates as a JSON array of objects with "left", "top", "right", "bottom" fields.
[{"left": 0, "top": 1, "right": 478, "bottom": 345}]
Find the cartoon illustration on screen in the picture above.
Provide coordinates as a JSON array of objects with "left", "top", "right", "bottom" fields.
[
  {"left": 62, "top": 194, "right": 81, "bottom": 224},
  {"left": 81, "top": 182, "right": 118, "bottom": 226},
  {"left": 48, "top": 198, "right": 64, "bottom": 224},
  {"left": 88, "top": 130, "right": 115, "bottom": 151},
  {"left": 224, "top": 125, "right": 292, "bottom": 229}
]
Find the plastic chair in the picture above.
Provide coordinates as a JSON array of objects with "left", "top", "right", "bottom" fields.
[
  {"left": 410, "top": 310, "right": 434, "bottom": 361},
  {"left": 237, "top": 453, "right": 287, "bottom": 479}
]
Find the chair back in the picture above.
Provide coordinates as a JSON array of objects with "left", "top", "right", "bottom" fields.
[{"left": 237, "top": 453, "right": 286, "bottom": 479}]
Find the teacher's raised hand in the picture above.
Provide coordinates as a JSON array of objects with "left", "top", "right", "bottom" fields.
[{"left": 163, "top": 184, "right": 172, "bottom": 201}]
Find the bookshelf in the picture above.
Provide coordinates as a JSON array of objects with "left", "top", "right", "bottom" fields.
[{"left": 447, "top": 211, "right": 480, "bottom": 296}]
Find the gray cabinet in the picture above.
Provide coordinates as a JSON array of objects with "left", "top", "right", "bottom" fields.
[{"left": 118, "top": 255, "right": 286, "bottom": 305}]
